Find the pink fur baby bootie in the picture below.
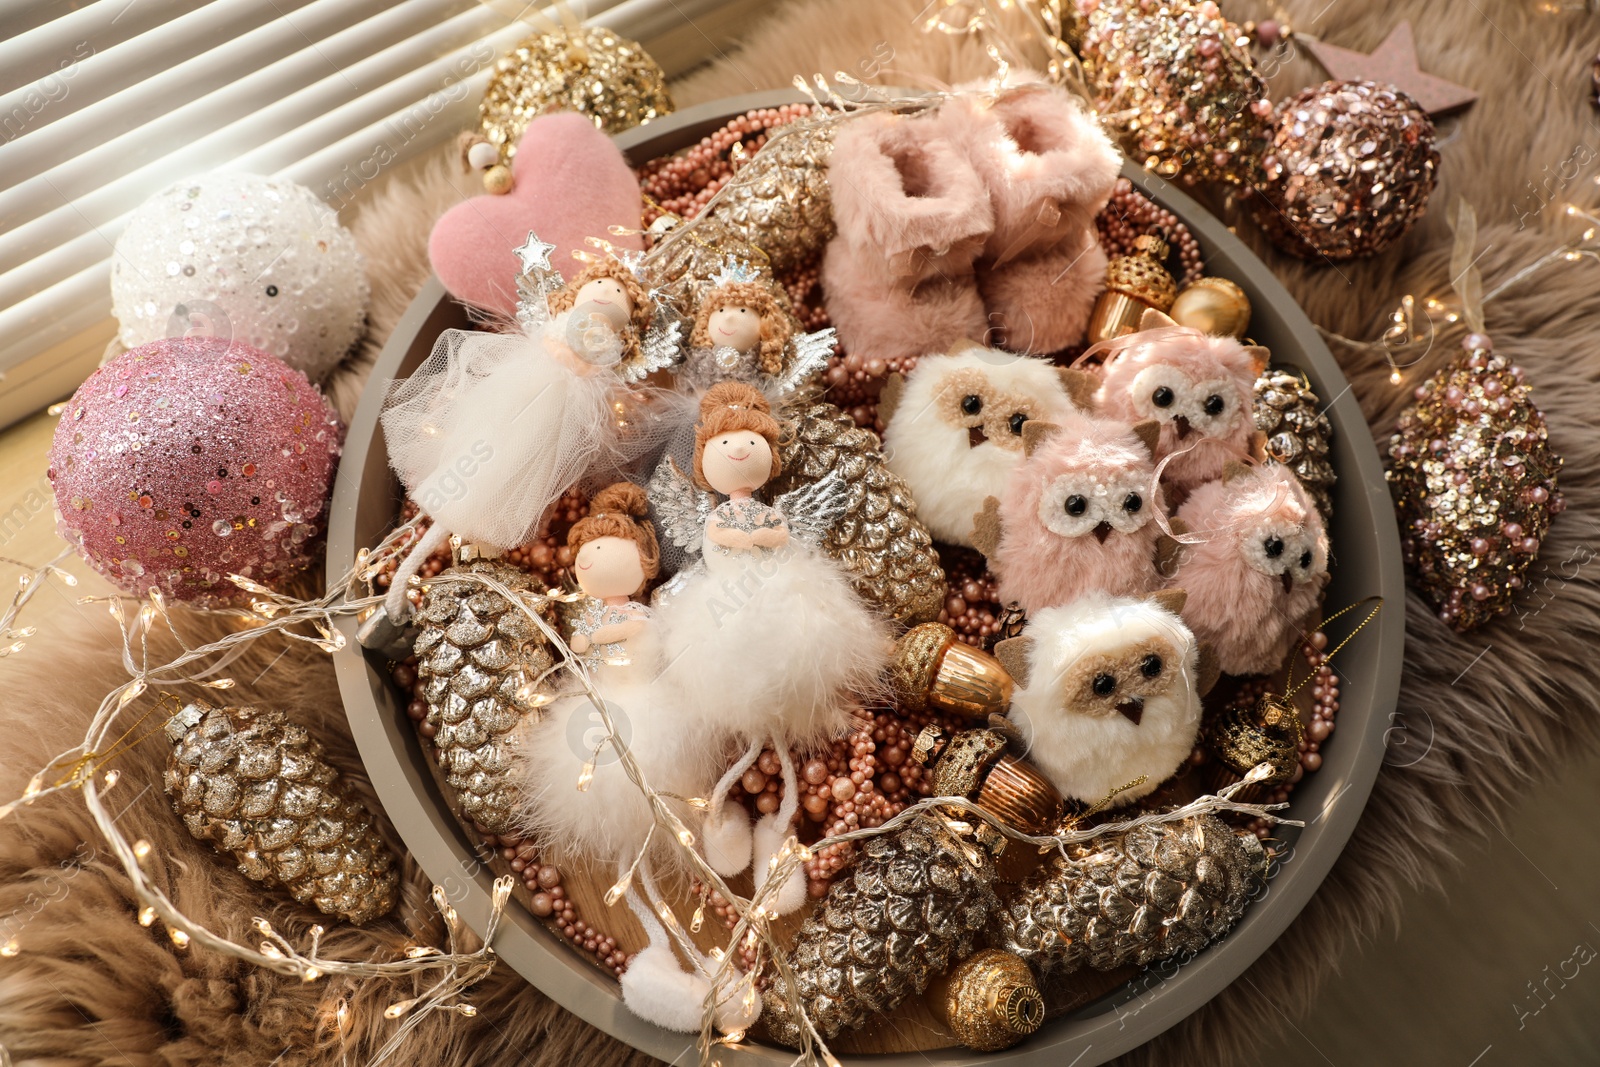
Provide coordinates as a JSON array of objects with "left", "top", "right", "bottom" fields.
[
  {"left": 821, "top": 110, "right": 993, "bottom": 365},
  {"left": 942, "top": 78, "right": 1121, "bottom": 354}
]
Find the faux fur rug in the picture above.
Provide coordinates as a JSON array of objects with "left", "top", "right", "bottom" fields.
[{"left": 5, "top": 1, "right": 1600, "bottom": 1065}]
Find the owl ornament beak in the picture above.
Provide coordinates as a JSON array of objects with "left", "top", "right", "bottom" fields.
[
  {"left": 1116, "top": 696, "right": 1145, "bottom": 725},
  {"left": 1173, "top": 414, "right": 1193, "bottom": 439},
  {"left": 1280, "top": 570, "right": 1294, "bottom": 596},
  {"left": 1093, "top": 521, "right": 1113, "bottom": 543},
  {"left": 967, "top": 425, "right": 989, "bottom": 447}
]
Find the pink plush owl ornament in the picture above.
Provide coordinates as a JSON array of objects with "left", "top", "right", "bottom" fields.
[
  {"left": 973, "top": 416, "right": 1180, "bottom": 615},
  {"left": 1169, "top": 461, "right": 1330, "bottom": 677},
  {"left": 1094, "top": 309, "right": 1269, "bottom": 496}
]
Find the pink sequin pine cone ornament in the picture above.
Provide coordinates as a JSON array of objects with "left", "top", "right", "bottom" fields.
[{"left": 49, "top": 336, "right": 344, "bottom": 605}]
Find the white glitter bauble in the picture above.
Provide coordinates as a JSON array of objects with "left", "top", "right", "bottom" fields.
[{"left": 111, "top": 173, "right": 370, "bottom": 383}]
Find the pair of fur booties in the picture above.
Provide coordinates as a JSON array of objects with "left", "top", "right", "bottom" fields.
[{"left": 822, "top": 77, "right": 1122, "bottom": 364}]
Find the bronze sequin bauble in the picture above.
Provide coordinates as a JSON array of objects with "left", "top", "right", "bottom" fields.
[
  {"left": 994, "top": 814, "right": 1267, "bottom": 974},
  {"left": 414, "top": 558, "right": 558, "bottom": 833},
  {"left": 479, "top": 26, "right": 672, "bottom": 155},
  {"left": 1073, "top": 0, "right": 1272, "bottom": 186},
  {"left": 1249, "top": 80, "right": 1439, "bottom": 262},
  {"left": 164, "top": 701, "right": 399, "bottom": 925},
  {"left": 1255, "top": 367, "right": 1337, "bottom": 523},
  {"left": 771, "top": 401, "right": 946, "bottom": 624},
  {"left": 927, "top": 948, "right": 1045, "bottom": 1052},
  {"left": 1386, "top": 343, "right": 1563, "bottom": 631},
  {"left": 704, "top": 115, "right": 836, "bottom": 272}
]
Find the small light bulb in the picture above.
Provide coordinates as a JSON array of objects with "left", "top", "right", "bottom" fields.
[
  {"left": 138, "top": 907, "right": 156, "bottom": 927},
  {"left": 690, "top": 904, "right": 705, "bottom": 933},
  {"left": 302, "top": 967, "right": 321, "bottom": 982},
  {"left": 576, "top": 760, "right": 595, "bottom": 792},
  {"left": 168, "top": 927, "right": 191, "bottom": 949},
  {"left": 133, "top": 839, "right": 152, "bottom": 861},
  {"left": 1, "top": 938, "right": 19, "bottom": 957}
]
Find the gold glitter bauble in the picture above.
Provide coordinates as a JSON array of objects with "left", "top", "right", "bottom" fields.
[
  {"left": 1386, "top": 343, "right": 1563, "bottom": 631},
  {"left": 704, "top": 115, "right": 836, "bottom": 272},
  {"left": 927, "top": 949, "right": 1045, "bottom": 1052},
  {"left": 771, "top": 401, "right": 946, "bottom": 624},
  {"left": 1074, "top": 0, "right": 1272, "bottom": 186},
  {"left": 479, "top": 26, "right": 673, "bottom": 154},
  {"left": 414, "top": 558, "right": 559, "bottom": 833},
  {"left": 1209, "top": 693, "right": 1305, "bottom": 786},
  {"left": 994, "top": 814, "right": 1267, "bottom": 974},
  {"left": 1249, "top": 80, "right": 1439, "bottom": 262},
  {"left": 1255, "top": 366, "right": 1336, "bottom": 523},
  {"left": 164, "top": 701, "right": 400, "bottom": 925}
]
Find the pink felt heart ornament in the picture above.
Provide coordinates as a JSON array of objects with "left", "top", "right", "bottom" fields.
[{"left": 429, "top": 112, "right": 644, "bottom": 317}]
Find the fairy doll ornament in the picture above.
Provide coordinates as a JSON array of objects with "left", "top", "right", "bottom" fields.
[
  {"left": 650, "top": 382, "right": 890, "bottom": 915},
  {"left": 379, "top": 242, "right": 680, "bottom": 619},
  {"left": 675, "top": 259, "right": 836, "bottom": 398},
  {"left": 511, "top": 482, "right": 755, "bottom": 1035}
]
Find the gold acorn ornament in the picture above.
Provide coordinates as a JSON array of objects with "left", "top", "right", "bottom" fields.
[
  {"left": 761, "top": 728, "right": 1063, "bottom": 1050},
  {"left": 477, "top": 14, "right": 672, "bottom": 180},
  {"left": 164, "top": 701, "right": 400, "bottom": 925},
  {"left": 1207, "top": 692, "right": 1305, "bottom": 795},
  {"left": 890, "top": 621, "right": 1012, "bottom": 719},
  {"left": 1255, "top": 366, "right": 1336, "bottom": 523},
  {"left": 1171, "top": 276, "right": 1252, "bottom": 338},
  {"left": 1086, "top": 234, "right": 1177, "bottom": 344},
  {"left": 1387, "top": 337, "right": 1563, "bottom": 630},
  {"left": 413, "top": 558, "right": 560, "bottom": 834},
  {"left": 993, "top": 813, "right": 1268, "bottom": 974},
  {"left": 769, "top": 400, "right": 947, "bottom": 624}
]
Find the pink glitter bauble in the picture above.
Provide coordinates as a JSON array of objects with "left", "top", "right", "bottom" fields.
[{"left": 48, "top": 336, "right": 344, "bottom": 605}]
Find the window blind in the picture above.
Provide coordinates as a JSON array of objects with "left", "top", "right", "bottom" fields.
[{"left": 0, "top": 0, "right": 758, "bottom": 429}]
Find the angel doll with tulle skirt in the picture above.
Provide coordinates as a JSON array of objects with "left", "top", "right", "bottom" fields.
[
  {"left": 675, "top": 262, "right": 835, "bottom": 399},
  {"left": 511, "top": 482, "right": 758, "bottom": 1035},
  {"left": 649, "top": 382, "right": 890, "bottom": 916},
  {"left": 378, "top": 247, "right": 680, "bottom": 620}
]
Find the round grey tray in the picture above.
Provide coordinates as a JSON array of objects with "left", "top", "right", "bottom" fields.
[{"left": 328, "top": 89, "right": 1406, "bottom": 1065}]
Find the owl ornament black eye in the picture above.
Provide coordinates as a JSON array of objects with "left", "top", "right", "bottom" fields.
[
  {"left": 1264, "top": 536, "right": 1285, "bottom": 558},
  {"left": 1065, "top": 495, "right": 1088, "bottom": 517},
  {"left": 265, "top": 284, "right": 279, "bottom": 297},
  {"left": 1152, "top": 386, "right": 1175, "bottom": 408},
  {"left": 1299, "top": 549, "right": 1313, "bottom": 570},
  {"left": 1140, "top": 654, "right": 1163, "bottom": 678},
  {"left": 1092, "top": 673, "right": 1117, "bottom": 696},
  {"left": 1009, "top": 412, "right": 1027, "bottom": 435},
  {"left": 1122, "top": 492, "right": 1142, "bottom": 514},
  {"left": 961, "top": 394, "right": 983, "bottom": 415},
  {"left": 1204, "top": 394, "right": 1225, "bottom": 416}
]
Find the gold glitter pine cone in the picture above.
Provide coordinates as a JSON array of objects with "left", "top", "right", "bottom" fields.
[
  {"left": 1255, "top": 367, "right": 1336, "bottom": 523},
  {"left": 164, "top": 701, "right": 400, "bottom": 925},
  {"left": 993, "top": 814, "right": 1267, "bottom": 974},
  {"left": 413, "top": 558, "right": 559, "bottom": 833},
  {"left": 761, "top": 816, "right": 1003, "bottom": 1047},
  {"left": 479, "top": 25, "right": 673, "bottom": 154},
  {"left": 1248, "top": 80, "right": 1439, "bottom": 262},
  {"left": 704, "top": 114, "right": 836, "bottom": 272},
  {"left": 770, "top": 400, "right": 947, "bottom": 624},
  {"left": 1386, "top": 344, "right": 1563, "bottom": 631},
  {"left": 1073, "top": 0, "right": 1272, "bottom": 186}
]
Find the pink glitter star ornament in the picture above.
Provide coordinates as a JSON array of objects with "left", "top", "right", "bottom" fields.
[{"left": 49, "top": 336, "right": 344, "bottom": 606}]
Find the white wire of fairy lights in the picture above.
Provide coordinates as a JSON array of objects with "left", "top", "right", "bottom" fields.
[
  {"left": 0, "top": 548, "right": 77, "bottom": 659},
  {"left": 0, "top": 520, "right": 519, "bottom": 1062}
]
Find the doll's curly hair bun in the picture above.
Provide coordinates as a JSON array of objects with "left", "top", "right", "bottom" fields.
[
  {"left": 693, "top": 382, "right": 784, "bottom": 491},
  {"left": 567, "top": 481, "right": 660, "bottom": 585}
]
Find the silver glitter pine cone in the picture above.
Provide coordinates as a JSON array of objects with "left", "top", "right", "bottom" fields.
[
  {"left": 770, "top": 401, "right": 947, "bottom": 624},
  {"left": 1386, "top": 344, "right": 1563, "bottom": 631},
  {"left": 164, "top": 701, "right": 399, "bottom": 925},
  {"left": 1255, "top": 367, "right": 1336, "bottom": 523},
  {"left": 1249, "top": 80, "right": 1439, "bottom": 262},
  {"left": 993, "top": 814, "right": 1266, "bottom": 974},
  {"left": 414, "top": 558, "right": 559, "bottom": 833},
  {"left": 761, "top": 816, "right": 1002, "bottom": 1047},
  {"left": 704, "top": 114, "right": 836, "bottom": 272}
]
